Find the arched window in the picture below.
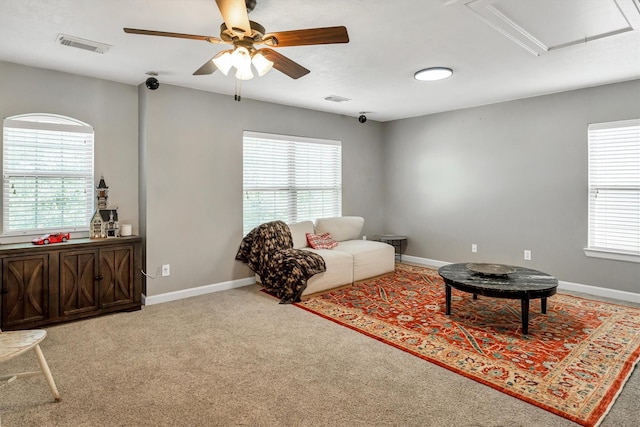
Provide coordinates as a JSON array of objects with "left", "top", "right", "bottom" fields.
[{"left": 2, "top": 113, "right": 94, "bottom": 237}]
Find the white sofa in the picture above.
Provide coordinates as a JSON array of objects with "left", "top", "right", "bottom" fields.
[{"left": 287, "top": 216, "right": 395, "bottom": 296}]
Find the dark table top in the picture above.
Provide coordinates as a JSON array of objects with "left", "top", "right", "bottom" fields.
[
  {"left": 438, "top": 263, "right": 558, "bottom": 297},
  {"left": 376, "top": 235, "right": 408, "bottom": 240}
]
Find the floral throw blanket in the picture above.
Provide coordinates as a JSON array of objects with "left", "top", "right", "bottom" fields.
[{"left": 235, "top": 221, "right": 326, "bottom": 303}]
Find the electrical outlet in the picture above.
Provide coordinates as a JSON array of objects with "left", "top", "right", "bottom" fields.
[
  {"left": 162, "top": 264, "right": 170, "bottom": 277},
  {"left": 524, "top": 250, "right": 532, "bottom": 261},
  {"left": 471, "top": 244, "right": 478, "bottom": 253},
  {"left": 362, "top": 235, "right": 367, "bottom": 241}
]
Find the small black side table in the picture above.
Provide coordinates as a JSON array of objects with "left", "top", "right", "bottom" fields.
[{"left": 376, "top": 235, "right": 407, "bottom": 261}]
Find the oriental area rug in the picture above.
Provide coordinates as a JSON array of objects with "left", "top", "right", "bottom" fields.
[{"left": 295, "top": 263, "right": 640, "bottom": 427}]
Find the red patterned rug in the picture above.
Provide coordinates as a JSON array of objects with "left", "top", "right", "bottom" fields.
[{"left": 295, "top": 263, "right": 640, "bottom": 427}]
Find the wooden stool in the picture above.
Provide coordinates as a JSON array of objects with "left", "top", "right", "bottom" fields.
[{"left": 0, "top": 329, "right": 61, "bottom": 402}]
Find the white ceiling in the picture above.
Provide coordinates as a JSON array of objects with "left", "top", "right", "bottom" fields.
[{"left": 1, "top": 0, "right": 639, "bottom": 122}]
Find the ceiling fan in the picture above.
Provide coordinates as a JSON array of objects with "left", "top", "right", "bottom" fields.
[{"left": 124, "top": 0, "right": 349, "bottom": 83}]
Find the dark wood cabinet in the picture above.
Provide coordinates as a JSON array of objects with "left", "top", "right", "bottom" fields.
[{"left": 1, "top": 236, "right": 142, "bottom": 330}]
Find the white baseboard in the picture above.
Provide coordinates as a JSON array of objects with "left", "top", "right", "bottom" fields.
[
  {"left": 556, "top": 280, "right": 640, "bottom": 304},
  {"left": 401, "top": 255, "right": 640, "bottom": 304},
  {"left": 401, "top": 255, "right": 449, "bottom": 268},
  {"left": 143, "top": 277, "right": 256, "bottom": 306}
]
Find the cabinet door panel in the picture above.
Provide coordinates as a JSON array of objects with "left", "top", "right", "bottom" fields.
[
  {"left": 100, "top": 246, "right": 134, "bottom": 308},
  {"left": 60, "top": 251, "right": 98, "bottom": 316},
  {"left": 2, "top": 255, "right": 48, "bottom": 328}
]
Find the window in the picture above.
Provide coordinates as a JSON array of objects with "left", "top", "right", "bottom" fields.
[
  {"left": 586, "top": 119, "right": 640, "bottom": 262},
  {"left": 2, "top": 114, "right": 94, "bottom": 237},
  {"left": 243, "top": 131, "right": 342, "bottom": 235}
]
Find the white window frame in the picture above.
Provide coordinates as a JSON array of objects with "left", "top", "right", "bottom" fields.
[
  {"left": 242, "top": 131, "right": 342, "bottom": 235},
  {"left": 584, "top": 118, "right": 640, "bottom": 263},
  {"left": 2, "top": 113, "right": 95, "bottom": 241}
]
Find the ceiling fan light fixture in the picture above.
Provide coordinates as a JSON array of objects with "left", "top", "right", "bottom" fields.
[
  {"left": 252, "top": 52, "right": 274, "bottom": 77},
  {"left": 212, "top": 50, "right": 233, "bottom": 75},
  {"left": 231, "top": 46, "right": 251, "bottom": 70},
  {"left": 414, "top": 67, "right": 453, "bottom": 81},
  {"left": 235, "top": 67, "right": 254, "bottom": 81}
]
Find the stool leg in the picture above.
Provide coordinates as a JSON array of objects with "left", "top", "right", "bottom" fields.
[{"left": 33, "top": 344, "right": 61, "bottom": 402}]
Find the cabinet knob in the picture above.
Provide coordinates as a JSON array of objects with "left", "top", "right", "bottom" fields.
[{"left": 94, "top": 275, "right": 104, "bottom": 281}]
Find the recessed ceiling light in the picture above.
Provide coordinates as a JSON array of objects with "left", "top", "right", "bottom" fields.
[{"left": 414, "top": 67, "right": 453, "bottom": 81}]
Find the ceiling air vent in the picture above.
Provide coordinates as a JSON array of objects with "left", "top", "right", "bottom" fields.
[
  {"left": 56, "top": 34, "right": 111, "bottom": 54},
  {"left": 324, "top": 95, "right": 351, "bottom": 103}
]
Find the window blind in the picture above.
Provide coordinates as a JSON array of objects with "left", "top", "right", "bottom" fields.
[
  {"left": 3, "top": 115, "right": 94, "bottom": 235},
  {"left": 243, "top": 131, "right": 342, "bottom": 235},
  {"left": 587, "top": 119, "right": 640, "bottom": 256}
]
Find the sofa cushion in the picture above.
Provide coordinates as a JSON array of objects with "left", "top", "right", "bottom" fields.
[
  {"left": 306, "top": 232, "right": 338, "bottom": 249},
  {"left": 335, "top": 240, "right": 395, "bottom": 281},
  {"left": 288, "top": 221, "right": 315, "bottom": 249},
  {"left": 315, "top": 216, "right": 364, "bottom": 242},
  {"left": 301, "top": 248, "right": 353, "bottom": 295}
]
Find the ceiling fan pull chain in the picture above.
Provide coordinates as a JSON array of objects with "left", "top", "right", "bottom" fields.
[{"left": 235, "top": 79, "right": 242, "bottom": 102}]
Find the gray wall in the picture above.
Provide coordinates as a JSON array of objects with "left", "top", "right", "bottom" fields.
[
  {"left": 2, "top": 59, "right": 637, "bottom": 297},
  {"left": 139, "top": 83, "right": 385, "bottom": 297},
  {"left": 0, "top": 61, "right": 139, "bottom": 239},
  {"left": 383, "top": 79, "right": 640, "bottom": 293}
]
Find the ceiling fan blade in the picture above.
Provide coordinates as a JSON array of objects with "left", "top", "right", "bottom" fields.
[
  {"left": 215, "top": 0, "right": 251, "bottom": 36},
  {"left": 263, "top": 26, "right": 349, "bottom": 47},
  {"left": 260, "top": 49, "right": 310, "bottom": 80},
  {"left": 193, "top": 57, "right": 218, "bottom": 75},
  {"left": 123, "top": 28, "right": 224, "bottom": 44}
]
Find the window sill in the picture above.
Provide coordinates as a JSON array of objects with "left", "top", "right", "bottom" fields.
[
  {"left": 584, "top": 248, "right": 640, "bottom": 263},
  {"left": 0, "top": 231, "right": 89, "bottom": 245}
]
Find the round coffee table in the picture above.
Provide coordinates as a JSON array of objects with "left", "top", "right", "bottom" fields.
[{"left": 438, "top": 263, "right": 558, "bottom": 335}]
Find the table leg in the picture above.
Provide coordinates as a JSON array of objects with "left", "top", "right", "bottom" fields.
[
  {"left": 445, "top": 285, "right": 451, "bottom": 315},
  {"left": 541, "top": 297, "right": 547, "bottom": 314},
  {"left": 521, "top": 298, "right": 530, "bottom": 335}
]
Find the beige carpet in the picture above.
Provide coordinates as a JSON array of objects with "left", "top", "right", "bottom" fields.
[{"left": 1, "top": 282, "right": 639, "bottom": 426}]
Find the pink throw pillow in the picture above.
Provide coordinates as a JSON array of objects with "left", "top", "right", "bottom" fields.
[{"left": 306, "top": 232, "right": 338, "bottom": 249}]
